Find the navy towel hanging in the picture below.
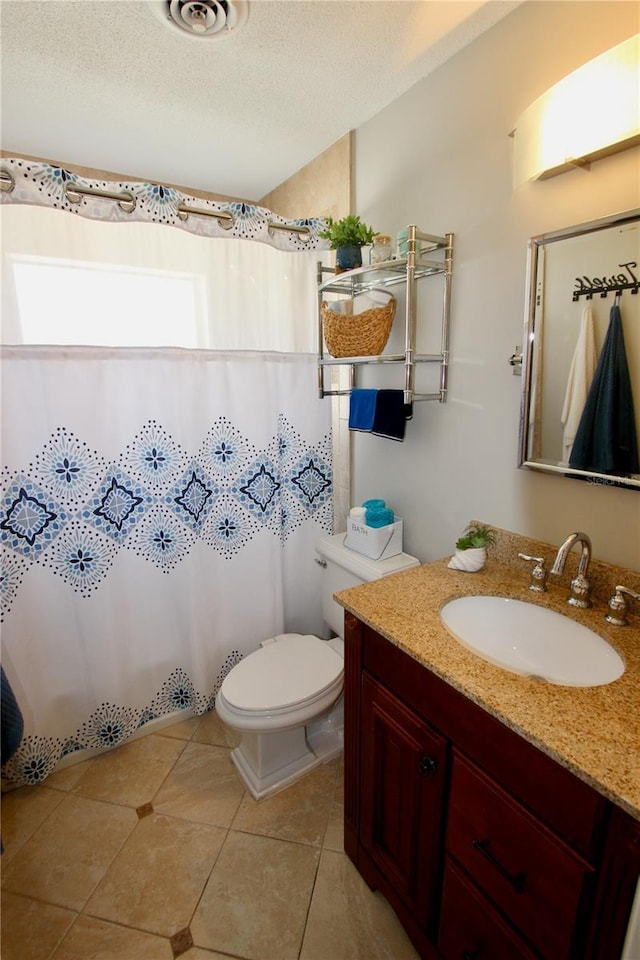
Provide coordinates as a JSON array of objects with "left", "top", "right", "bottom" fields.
[
  {"left": 372, "top": 390, "right": 410, "bottom": 441},
  {"left": 569, "top": 303, "right": 639, "bottom": 476}
]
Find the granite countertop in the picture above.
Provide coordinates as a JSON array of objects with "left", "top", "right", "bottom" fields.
[{"left": 335, "top": 548, "right": 640, "bottom": 821}]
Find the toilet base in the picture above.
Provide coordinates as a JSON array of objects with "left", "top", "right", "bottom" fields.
[{"left": 229, "top": 699, "right": 343, "bottom": 801}]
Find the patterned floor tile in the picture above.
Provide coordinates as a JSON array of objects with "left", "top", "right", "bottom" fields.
[
  {"left": 1, "top": 794, "right": 137, "bottom": 911},
  {"left": 43, "top": 759, "right": 93, "bottom": 792},
  {"left": 300, "top": 848, "right": 420, "bottom": 960},
  {"left": 232, "top": 757, "right": 339, "bottom": 846},
  {"left": 152, "top": 741, "right": 245, "bottom": 826},
  {"left": 84, "top": 813, "right": 226, "bottom": 938},
  {"left": 157, "top": 715, "right": 202, "bottom": 741},
  {"left": 0, "top": 730, "right": 416, "bottom": 960},
  {"left": 191, "top": 708, "right": 233, "bottom": 747},
  {"left": 190, "top": 830, "right": 319, "bottom": 959},
  {"left": 51, "top": 915, "right": 174, "bottom": 959},
  {"left": 71, "top": 733, "right": 186, "bottom": 807},
  {"left": 0, "top": 784, "right": 65, "bottom": 865},
  {"left": 323, "top": 775, "right": 345, "bottom": 852},
  {"left": 1, "top": 891, "right": 76, "bottom": 960},
  {"left": 180, "top": 948, "right": 237, "bottom": 959}
]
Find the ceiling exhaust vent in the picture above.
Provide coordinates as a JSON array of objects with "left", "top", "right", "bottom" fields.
[{"left": 149, "top": 1, "right": 249, "bottom": 39}]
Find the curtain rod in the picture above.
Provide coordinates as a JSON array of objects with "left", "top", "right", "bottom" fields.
[
  {"left": 66, "top": 182, "right": 136, "bottom": 213},
  {"left": 176, "top": 201, "right": 311, "bottom": 239},
  {"left": 0, "top": 167, "right": 312, "bottom": 240}
]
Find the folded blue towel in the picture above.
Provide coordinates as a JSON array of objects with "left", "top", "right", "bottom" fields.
[
  {"left": 348, "top": 389, "right": 378, "bottom": 431},
  {"left": 372, "top": 390, "right": 409, "bottom": 441},
  {"left": 365, "top": 506, "right": 394, "bottom": 527}
]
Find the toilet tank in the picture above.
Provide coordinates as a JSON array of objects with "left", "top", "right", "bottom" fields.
[{"left": 315, "top": 532, "right": 420, "bottom": 638}]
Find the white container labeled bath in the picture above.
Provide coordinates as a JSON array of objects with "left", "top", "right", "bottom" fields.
[{"left": 344, "top": 516, "right": 403, "bottom": 561}]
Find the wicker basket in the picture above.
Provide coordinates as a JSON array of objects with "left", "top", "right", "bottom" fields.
[{"left": 321, "top": 293, "right": 396, "bottom": 358}]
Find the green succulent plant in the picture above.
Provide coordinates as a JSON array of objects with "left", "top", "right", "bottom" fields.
[
  {"left": 455, "top": 524, "right": 496, "bottom": 551},
  {"left": 318, "top": 215, "right": 377, "bottom": 249}
]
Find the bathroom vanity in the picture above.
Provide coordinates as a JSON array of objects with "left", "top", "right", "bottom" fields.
[{"left": 337, "top": 543, "right": 640, "bottom": 960}]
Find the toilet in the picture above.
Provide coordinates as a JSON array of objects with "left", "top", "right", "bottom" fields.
[{"left": 215, "top": 532, "right": 419, "bottom": 800}]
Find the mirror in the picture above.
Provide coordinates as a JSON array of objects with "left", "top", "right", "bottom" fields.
[{"left": 519, "top": 209, "right": 640, "bottom": 489}]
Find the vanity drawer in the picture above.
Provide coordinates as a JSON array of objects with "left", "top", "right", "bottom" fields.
[
  {"left": 439, "top": 857, "right": 538, "bottom": 960},
  {"left": 446, "top": 751, "right": 593, "bottom": 960}
]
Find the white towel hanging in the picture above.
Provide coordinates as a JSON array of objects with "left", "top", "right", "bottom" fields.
[{"left": 560, "top": 304, "right": 597, "bottom": 463}]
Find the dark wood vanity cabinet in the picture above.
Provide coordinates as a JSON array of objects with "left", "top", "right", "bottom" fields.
[
  {"left": 361, "top": 673, "right": 447, "bottom": 933},
  {"left": 343, "top": 612, "right": 639, "bottom": 960}
]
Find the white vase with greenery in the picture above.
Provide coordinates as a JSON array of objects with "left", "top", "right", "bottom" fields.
[{"left": 448, "top": 524, "right": 495, "bottom": 572}]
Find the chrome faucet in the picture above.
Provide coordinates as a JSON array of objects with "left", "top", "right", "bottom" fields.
[{"left": 550, "top": 531, "right": 592, "bottom": 608}]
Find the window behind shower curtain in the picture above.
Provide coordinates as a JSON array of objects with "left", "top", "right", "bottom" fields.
[{"left": 1, "top": 204, "right": 319, "bottom": 351}]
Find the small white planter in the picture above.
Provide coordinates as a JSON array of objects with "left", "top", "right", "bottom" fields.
[{"left": 447, "top": 546, "right": 486, "bottom": 572}]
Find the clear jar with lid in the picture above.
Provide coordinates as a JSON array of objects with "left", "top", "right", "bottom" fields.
[{"left": 370, "top": 234, "right": 392, "bottom": 264}]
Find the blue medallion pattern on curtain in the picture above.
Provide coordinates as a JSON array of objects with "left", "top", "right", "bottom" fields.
[{"left": 0, "top": 414, "right": 332, "bottom": 785}]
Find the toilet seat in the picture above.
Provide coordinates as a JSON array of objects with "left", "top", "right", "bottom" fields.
[
  {"left": 214, "top": 537, "right": 419, "bottom": 800},
  {"left": 219, "top": 633, "right": 343, "bottom": 717}
]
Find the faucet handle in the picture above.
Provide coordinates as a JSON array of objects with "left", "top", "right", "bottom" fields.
[
  {"left": 605, "top": 584, "right": 640, "bottom": 626},
  {"left": 568, "top": 572, "right": 592, "bottom": 608},
  {"left": 518, "top": 553, "right": 548, "bottom": 593}
]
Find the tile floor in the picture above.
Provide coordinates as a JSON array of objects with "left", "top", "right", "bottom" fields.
[{"left": 1, "top": 709, "right": 420, "bottom": 960}]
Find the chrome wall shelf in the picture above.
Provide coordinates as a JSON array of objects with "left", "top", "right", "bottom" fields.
[{"left": 317, "top": 225, "right": 453, "bottom": 404}]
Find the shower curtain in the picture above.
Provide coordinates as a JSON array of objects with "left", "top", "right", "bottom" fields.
[
  {"left": 0, "top": 165, "right": 334, "bottom": 787},
  {"left": 1, "top": 347, "right": 332, "bottom": 786}
]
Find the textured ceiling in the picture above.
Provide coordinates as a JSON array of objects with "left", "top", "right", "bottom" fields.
[{"left": 0, "top": 0, "right": 519, "bottom": 200}]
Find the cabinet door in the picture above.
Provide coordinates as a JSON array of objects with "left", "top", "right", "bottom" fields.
[{"left": 361, "top": 672, "right": 447, "bottom": 931}]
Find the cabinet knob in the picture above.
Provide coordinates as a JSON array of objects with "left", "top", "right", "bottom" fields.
[{"left": 417, "top": 755, "right": 438, "bottom": 777}]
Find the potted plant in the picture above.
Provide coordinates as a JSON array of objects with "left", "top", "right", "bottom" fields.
[
  {"left": 319, "top": 214, "right": 377, "bottom": 273},
  {"left": 448, "top": 523, "right": 496, "bottom": 572}
]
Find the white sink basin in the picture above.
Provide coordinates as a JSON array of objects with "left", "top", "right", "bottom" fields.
[{"left": 440, "top": 596, "right": 624, "bottom": 687}]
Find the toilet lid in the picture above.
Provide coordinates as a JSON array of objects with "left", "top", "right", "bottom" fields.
[{"left": 221, "top": 634, "right": 343, "bottom": 713}]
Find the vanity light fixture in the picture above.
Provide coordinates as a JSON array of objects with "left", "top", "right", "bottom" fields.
[{"left": 512, "top": 33, "right": 640, "bottom": 186}]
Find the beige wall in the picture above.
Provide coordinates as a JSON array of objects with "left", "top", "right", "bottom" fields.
[
  {"left": 352, "top": 1, "right": 640, "bottom": 570},
  {"left": 260, "top": 132, "right": 353, "bottom": 220}
]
